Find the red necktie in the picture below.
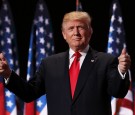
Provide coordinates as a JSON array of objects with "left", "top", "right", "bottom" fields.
[{"left": 69, "top": 52, "right": 81, "bottom": 98}]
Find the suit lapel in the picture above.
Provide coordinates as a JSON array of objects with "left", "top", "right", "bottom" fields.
[
  {"left": 60, "top": 51, "right": 73, "bottom": 101},
  {"left": 72, "top": 48, "right": 98, "bottom": 103}
]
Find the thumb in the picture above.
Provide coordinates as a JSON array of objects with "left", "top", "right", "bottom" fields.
[{"left": 121, "top": 48, "right": 127, "bottom": 55}]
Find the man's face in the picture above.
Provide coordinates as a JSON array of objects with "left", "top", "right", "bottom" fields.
[{"left": 62, "top": 20, "right": 92, "bottom": 51}]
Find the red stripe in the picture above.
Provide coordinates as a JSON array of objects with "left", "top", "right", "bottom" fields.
[
  {"left": 36, "top": 111, "right": 40, "bottom": 115},
  {"left": 120, "top": 99, "right": 133, "bottom": 110},
  {"left": 6, "top": 111, "right": 10, "bottom": 115},
  {"left": 0, "top": 83, "right": 5, "bottom": 115},
  {"left": 117, "top": 98, "right": 133, "bottom": 111},
  {"left": 134, "top": 89, "right": 135, "bottom": 115},
  {"left": 24, "top": 101, "right": 35, "bottom": 115}
]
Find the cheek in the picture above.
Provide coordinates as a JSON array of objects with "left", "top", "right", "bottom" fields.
[{"left": 65, "top": 33, "right": 73, "bottom": 40}]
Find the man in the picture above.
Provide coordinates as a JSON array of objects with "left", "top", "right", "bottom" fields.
[{"left": 0, "top": 11, "right": 131, "bottom": 115}]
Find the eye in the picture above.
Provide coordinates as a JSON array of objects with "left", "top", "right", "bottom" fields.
[
  {"left": 78, "top": 25, "right": 87, "bottom": 30},
  {"left": 67, "top": 26, "right": 74, "bottom": 31}
]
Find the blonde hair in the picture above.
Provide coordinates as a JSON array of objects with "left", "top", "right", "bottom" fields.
[{"left": 62, "top": 11, "right": 92, "bottom": 29}]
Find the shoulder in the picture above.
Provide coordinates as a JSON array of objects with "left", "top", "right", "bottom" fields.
[
  {"left": 42, "top": 51, "right": 68, "bottom": 62},
  {"left": 90, "top": 48, "right": 117, "bottom": 62}
]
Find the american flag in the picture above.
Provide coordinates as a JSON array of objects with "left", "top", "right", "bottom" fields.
[
  {"left": 76, "top": 0, "right": 83, "bottom": 11},
  {"left": 24, "top": 0, "right": 54, "bottom": 115},
  {"left": 0, "top": 0, "right": 20, "bottom": 115},
  {"left": 107, "top": 0, "right": 133, "bottom": 114}
]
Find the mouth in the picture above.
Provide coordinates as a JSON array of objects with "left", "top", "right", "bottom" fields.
[{"left": 73, "top": 37, "right": 81, "bottom": 40}]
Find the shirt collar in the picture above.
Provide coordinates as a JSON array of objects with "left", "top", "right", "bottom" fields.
[{"left": 69, "top": 45, "right": 90, "bottom": 59}]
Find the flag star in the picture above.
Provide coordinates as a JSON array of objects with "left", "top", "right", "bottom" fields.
[
  {"left": 123, "top": 43, "right": 126, "bottom": 48},
  {"left": 15, "top": 60, "right": 18, "bottom": 66},
  {"left": 6, "top": 27, "right": 10, "bottom": 33},
  {"left": 117, "top": 27, "right": 121, "bottom": 34},
  {"left": 36, "top": 29, "right": 39, "bottom": 36},
  {"left": 116, "top": 48, "right": 119, "bottom": 54},
  {"left": 109, "top": 26, "right": 114, "bottom": 33},
  {"left": 10, "top": 59, "right": 13, "bottom": 65},
  {"left": 118, "top": 16, "right": 123, "bottom": 23},
  {"left": 108, "top": 37, "right": 114, "bottom": 43},
  {"left": 47, "top": 42, "right": 50, "bottom": 49},
  {"left": 5, "top": 16, "right": 11, "bottom": 24},
  {"left": 113, "top": 3, "right": 117, "bottom": 11},
  {"left": 39, "top": 27, "right": 44, "bottom": 33},
  {"left": 3, "top": 4, "right": 8, "bottom": 10},
  {"left": 7, "top": 100, "right": 13, "bottom": 108},
  {"left": 7, "top": 38, "right": 11, "bottom": 44},
  {"left": 36, "top": 62, "right": 39, "bottom": 67},
  {"left": 27, "top": 61, "right": 31, "bottom": 67},
  {"left": 26, "top": 74, "right": 30, "bottom": 81},
  {"left": 39, "top": 16, "right": 44, "bottom": 23},
  {"left": 40, "top": 37, "right": 45, "bottom": 44},
  {"left": 40, "top": 48, "right": 45, "bottom": 54},
  {"left": 52, "top": 46, "right": 54, "bottom": 52},
  {"left": 8, "top": 49, "right": 12, "bottom": 54},
  {"left": 111, "top": 15, "right": 115, "bottom": 22},
  {"left": 37, "top": 100, "right": 43, "bottom": 107},
  {"left": 116, "top": 38, "right": 120, "bottom": 44},
  {"left": 1, "top": 40, "right": 5, "bottom": 46},
  {"left": 45, "top": 18, "right": 49, "bottom": 25},
  {"left": 29, "top": 48, "right": 32, "bottom": 52},
  {"left": 34, "top": 19, "right": 38, "bottom": 24},
  {"left": 10, "top": 33, "right": 14, "bottom": 39},
  {"left": 0, "top": 30, "right": 4, "bottom": 35},
  {"left": 39, "top": 4, "right": 44, "bottom": 11},
  {"left": 5, "top": 90, "right": 12, "bottom": 97},
  {"left": 48, "top": 32, "right": 53, "bottom": 38},
  {"left": 108, "top": 47, "right": 113, "bottom": 54}
]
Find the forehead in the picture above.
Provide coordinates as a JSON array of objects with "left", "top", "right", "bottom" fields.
[{"left": 64, "top": 20, "right": 87, "bottom": 27}]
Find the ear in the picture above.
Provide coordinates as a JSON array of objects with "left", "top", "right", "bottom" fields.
[
  {"left": 90, "top": 27, "right": 93, "bottom": 35},
  {"left": 62, "top": 31, "right": 67, "bottom": 40},
  {"left": 88, "top": 27, "right": 93, "bottom": 38}
]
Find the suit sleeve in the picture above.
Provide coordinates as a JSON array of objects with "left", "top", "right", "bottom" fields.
[{"left": 106, "top": 57, "right": 130, "bottom": 98}]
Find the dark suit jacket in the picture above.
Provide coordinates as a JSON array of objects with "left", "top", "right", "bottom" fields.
[{"left": 6, "top": 48, "right": 130, "bottom": 115}]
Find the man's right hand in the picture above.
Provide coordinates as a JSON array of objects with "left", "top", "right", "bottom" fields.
[{"left": 0, "top": 53, "right": 11, "bottom": 79}]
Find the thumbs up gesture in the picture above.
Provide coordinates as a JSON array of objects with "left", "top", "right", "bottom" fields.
[
  {"left": 0, "top": 53, "right": 11, "bottom": 78},
  {"left": 118, "top": 48, "right": 131, "bottom": 73}
]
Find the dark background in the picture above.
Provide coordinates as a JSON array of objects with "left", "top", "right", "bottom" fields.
[{"left": 1, "top": 0, "right": 135, "bottom": 80}]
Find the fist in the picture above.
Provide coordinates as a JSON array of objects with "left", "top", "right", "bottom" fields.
[
  {"left": 118, "top": 48, "right": 131, "bottom": 73},
  {"left": 0, "top": 53, "right": 11, "bottom": 78}
]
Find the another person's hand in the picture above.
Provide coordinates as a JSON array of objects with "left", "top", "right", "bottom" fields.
[
  {"left": 118, "top": 48, "right": 131, "bottom": 74},
  {"left": 0, "top": 53, "right": 11, "bottom": 79}
]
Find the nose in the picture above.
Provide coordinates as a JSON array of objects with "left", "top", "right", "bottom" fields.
[{"left": 73, "top": 27, "right": 80, "bottom": 35}]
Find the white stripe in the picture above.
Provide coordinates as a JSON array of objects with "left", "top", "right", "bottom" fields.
[
  {"left": 111, "top": 98, "right": 117, "bottom": 115},
  {"left": 128, "top": 70, "right": 131, "bottom": 81},
  {"left": 11, "top": 106, "right": 17, "bottom": 115},
  {"left": 124, "top": 90, "right": 133, "bottom": 102},
  {"left": 118, "top": 107, "right": 133, "bottom": 115},
  {"left": 39, "top": 104, "right": 48, "bottom": 115}
]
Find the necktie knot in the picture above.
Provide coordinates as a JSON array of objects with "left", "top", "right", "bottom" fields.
[{"left": 74, "top": 52, "right": 81, "bottom": 59}]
